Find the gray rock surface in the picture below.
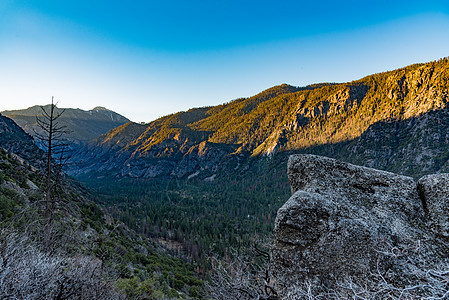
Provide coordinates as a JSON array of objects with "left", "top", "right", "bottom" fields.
[
  {"left": 271, "top": 154, "right": 449, "bottom": 299},
  {"left": 418, "top": 173, "right": 449, "bottom": 237}
]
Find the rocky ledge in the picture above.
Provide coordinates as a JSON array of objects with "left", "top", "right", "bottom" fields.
[{"left": 271, "top": 154, "right": 449, "bottom": 299}]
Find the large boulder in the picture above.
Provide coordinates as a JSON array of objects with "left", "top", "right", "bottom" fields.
[{"left": 271, "top": 154, "right": 449, "bottom": 299}]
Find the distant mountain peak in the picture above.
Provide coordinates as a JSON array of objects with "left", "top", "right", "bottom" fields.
[
  {"left": 91, "top": 106, "right": 110, "bottom": 111},
  {"left": 2, "top": 105, "right": 130, "bottom": 142}
]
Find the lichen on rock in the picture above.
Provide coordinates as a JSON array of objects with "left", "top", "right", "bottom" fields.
[{"left": 271, "top": 154, "right": 449, "bottom": 299}]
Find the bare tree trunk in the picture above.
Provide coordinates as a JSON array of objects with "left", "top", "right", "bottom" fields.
[
  {"left": 45, "top": 98, "right": 54, "bottom": 226},
  {"left": 34, "top": 96, "right": 70, "bottom": 250}
]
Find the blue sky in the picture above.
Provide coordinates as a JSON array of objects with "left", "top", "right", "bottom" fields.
[{"left": 1, "top": 1, "right": 449, "bottom": 122}]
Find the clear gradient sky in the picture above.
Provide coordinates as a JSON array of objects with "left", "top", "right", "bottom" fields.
[{"left": 1, "top": 0, "right": 449, "bottom": 122}]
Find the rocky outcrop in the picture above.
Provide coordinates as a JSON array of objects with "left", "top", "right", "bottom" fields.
[{"left": 271, "top": 154, "right": 449, "bottom": 299}]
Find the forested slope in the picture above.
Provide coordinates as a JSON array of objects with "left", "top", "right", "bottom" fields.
[
  {"left": 0, "top": 114, "right": 205, "bottom": 299},
  {"left": 70, "top": 57, "right": 449, "bottom": 180}
]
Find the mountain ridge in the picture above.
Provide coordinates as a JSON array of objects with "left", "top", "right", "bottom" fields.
[
  {"left": 2, "top": 105, "right": 130, "bottom": 143},
  {"left": 68, "top": 57, "right": 449, "bottom": 179}
]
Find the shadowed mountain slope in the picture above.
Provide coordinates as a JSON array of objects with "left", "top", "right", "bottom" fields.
[{"left": 0, "top": 113, "right": 45, "bottom": 168}]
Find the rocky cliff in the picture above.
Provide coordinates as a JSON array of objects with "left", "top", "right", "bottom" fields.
[{"left": 271, "top": 154, "right": 449, "bottom": 299}]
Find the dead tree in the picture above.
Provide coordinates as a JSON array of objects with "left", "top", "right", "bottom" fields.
[
  {"left": 34, "top": 97, "right": 71, "bottom": 247},
  {"left": 0, "top": 230, "right": 123, "bottom": 299},
  {"left": 207, "top": 242, "right": 278, "bottom": 300}
]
